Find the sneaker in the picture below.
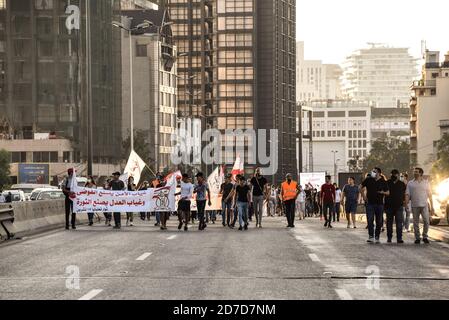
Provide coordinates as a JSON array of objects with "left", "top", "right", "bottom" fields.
[
  {"left": 367, "top": 237, "right": 374, "bottom": 243},
  {"left": 415, "top": 239, "right": 421, "bottom": 244},
  {"left": 375, "top": 238, "right": 380, "bottom": 244},
  {"left": 178, "top": 222, "right": 183, "bottom": 230},
  {"left": 238, "top": 226, "right": 243, "bottom": 231},
  {"left": 184, "top": 226, "right": 188, "bottom": 231},
  {"left": 387, "top": 238, "right": 392, "bottom": 243},
  {"left": 108, "top": 222, "right": 112, "bottom": 227},
  {"left": 328, "top": 224, "right": 332, "bottom": 229},
  {"left": 353, "top": 226, "right": 357, "bottom": 229},
  {"left": 244, "top": 224, "right": 248, "bottom": 230},
  {"left": 72, "top": 226, "right": 76, "bottom": 230},
  {"left": 397, "top": 239, "right": 404, "bottom": 244},
  {"left": 113, "top": 226, "right": 121, "bottom": 229},
  {"left": 154, "top": 222, "right": 160, "bottom": 227},
  {"left": 130, "top": 222, "right": 134, "bottom": 227},
  {"left": 65, "top": 226, "right": 69, "bottom": 230},
  {"left": 423, "top": 238, "right": 430, "bottom": 244},
  {"left": 347, "top": 225, "right": 351, "bottom": 229},
  {"left": 259, "top": 224, "right": 262, "bottom": 228},
  {"left": 324, "top": 221, "right": 328, "bottom": 227}
]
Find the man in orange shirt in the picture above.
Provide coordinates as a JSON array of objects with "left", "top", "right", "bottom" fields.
[{"left": 281, "top": 173, "right": 300, "bottom": 228}]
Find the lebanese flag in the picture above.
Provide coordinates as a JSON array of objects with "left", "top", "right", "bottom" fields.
[{"left": 231, "top": 154, "right": 244, "bottom": 181}]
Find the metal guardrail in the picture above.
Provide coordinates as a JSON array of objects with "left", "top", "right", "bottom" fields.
[{"left": 0, "top": 206, "right": 16, "bottom": 240}]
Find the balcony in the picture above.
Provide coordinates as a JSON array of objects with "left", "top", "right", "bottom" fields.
[
  {"left": 412, "top": 80, "right": 436, "bottom": 88},
  {"left": 439, "top": 119, "right": 449, "bottom": 128}
]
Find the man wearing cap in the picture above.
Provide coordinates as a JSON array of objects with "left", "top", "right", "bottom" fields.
[
  {"left": 61, "top": 168, "right": 76, "bottom": 230},
  {"left": 281, "top": 173, "right": 300, "bottom": 228},
  {"left": 110, "top": 171, "right": 126, "bottom": 229}
]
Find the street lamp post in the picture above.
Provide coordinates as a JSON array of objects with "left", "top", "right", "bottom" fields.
[
  {"left": 112, "top": 19, "right": 150, "bottom": 153},
  {"left": 331, "top": 150, "right": 339, "bottom": 183}
]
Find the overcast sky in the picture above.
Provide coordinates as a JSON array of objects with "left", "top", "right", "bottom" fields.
[{"left": 296, "top": 0, "right": 449, "bottom": 64}]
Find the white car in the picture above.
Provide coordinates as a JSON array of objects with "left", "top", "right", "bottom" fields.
[
  {"left": 1, "top": 190, "right": 26, "bottom": 202},
  {"left": 30, "top": 188, "right": 65, "bottom": 201},
  {"left": 10, "top": 183, "right": 57, "bottom": 200}
]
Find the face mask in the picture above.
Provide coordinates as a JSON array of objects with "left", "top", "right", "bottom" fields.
[{"left": 371, "top": 171, "right": 377, "bottom": 178}]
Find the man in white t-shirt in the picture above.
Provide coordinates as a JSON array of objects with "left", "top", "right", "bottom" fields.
[
  {"left": 176, "top": 174, "right": 194, "bottom": 231},
  {"left": 405, "top": 167, "right": 434, "bottom": 244},
  {"left": 333, "top": 183, "right": 342, "bottom": 222}
]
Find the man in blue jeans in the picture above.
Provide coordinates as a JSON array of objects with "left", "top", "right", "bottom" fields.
[
  {"left": 220, "top": 174, "right": 234, "bottom": 227},
  {"left": 361, "top": 167, "right": 389, "bottom": 244},
  {"left": 233, "top": 175, "right": 251, "bottom": 231}
]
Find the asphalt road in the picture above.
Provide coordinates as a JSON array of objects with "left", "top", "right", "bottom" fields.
[{"left": 1, "top": 215, "right": 449, "bottom": 300}]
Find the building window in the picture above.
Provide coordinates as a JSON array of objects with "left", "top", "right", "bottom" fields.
[
  {"left": 136, "top": 44, "right": 147, "bottom": 57},
  {"left": 11, "top": 152, "right": 27, "bottom": 163}
]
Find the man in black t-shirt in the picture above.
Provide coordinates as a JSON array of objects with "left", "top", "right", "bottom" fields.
[
  {"left": 233, "top": 175, "right": 251, "bottom": 231},
  {"left": 220, "top": 174, "right": 234, "bottom": 227},
  {"left": 250, "top": 168, "right": 268, "bottom": 228},
  {"left": 361, "top": 167, "right": 389, "bottom": 243},
  {"left": 110, "top": 171, "right": 125, "bottom": 229},
  {"left": 385, "top": 169, "right": 406, "bottom": 243}
]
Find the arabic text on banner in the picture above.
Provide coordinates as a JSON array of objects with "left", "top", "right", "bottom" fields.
[{"left": 73, "top": 185, "right": 176, "bottom": 213}]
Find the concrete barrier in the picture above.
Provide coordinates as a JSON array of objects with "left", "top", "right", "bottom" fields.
[{"left": 0, "top": 200, "right": 89, "bottom": 238}]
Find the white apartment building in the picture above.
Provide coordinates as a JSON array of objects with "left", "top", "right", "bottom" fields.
[
  {"left": 301, "top": 100, "right": 372, "bottom": 176},
  {"left": 296, "top": 42, "right": 342, "bottom": 102},
  {"left": 342, "top": 44, "right": 419, "bottom": 108},
  {"left": 410, "top": 50, "right": 449, "bottom": 173}
]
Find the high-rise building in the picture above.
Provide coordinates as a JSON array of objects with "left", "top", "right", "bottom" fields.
[
  {"left": 296, "top": 41, "right": 342, "bottom": 102},
  {"left": 167, "top": 0, "right": 297, "bottom": 182},
  {"left": 0, "top": 0, "right": 122, "bottom": 182},
  {"left": 120, "top": 9, "right": 178, "bottom": 172},
  {"left": 410, "top": 50, "right": 449, "bottom": 173},
  {"left": 342, "top": 44, "right": 419, "bottom": 108}
]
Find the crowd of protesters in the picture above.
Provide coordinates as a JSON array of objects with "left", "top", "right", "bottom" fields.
[{"left": 62, "top": 166, "right": 435, "bottom": 244}]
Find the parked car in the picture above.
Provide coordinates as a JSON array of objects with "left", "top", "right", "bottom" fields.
[
  {"left": 30, "top": 188, "right": 65, "bottom": 201},
  {"left": 10, "top": 184, "right": 57, "bottom": 200},
  {"left": 1, "top": 190, "right": 26, "bottom": 202},
  {"left": 58, "top": 177, "right": 88, "bottom": 189}
]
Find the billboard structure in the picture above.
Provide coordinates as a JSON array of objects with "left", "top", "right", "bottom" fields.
[{"left": 18, "top": 164, "right": 50, "bottom": 184}]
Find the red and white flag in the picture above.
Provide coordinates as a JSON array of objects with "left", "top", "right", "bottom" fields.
[
  {"left": 231, "top": 154, "right": 244, "bottom": 181},
  {"left": 207, "top": 166, "right": 225, "bottom": 195}
]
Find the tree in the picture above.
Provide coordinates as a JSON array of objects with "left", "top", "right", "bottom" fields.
[
  {"left": 0, "top": 149, "right": 11, "bottom": 189},
  {"left": 362, "top": 138, "right": 413, "bottom": 175},
  {"left": 122, "top": 129, "right": 152, "bottom": 164},
  {"left": 431, "top": 133, "right": 449, "bottom": 178}
]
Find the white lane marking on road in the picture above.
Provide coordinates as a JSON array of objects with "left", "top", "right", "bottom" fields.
[
  {"left": 335, "top": 289, "right": 353, "bottom": 300},
  {"left": 78, "top": 289, "right": 103, "bottom": 300},
  {"left": 308, "top": 253, "right": 320, "bottom": 262},
  {"left": 136, "top": 252, "right": 153, "bottom": 261},
  {"left": 167, "top": 235, "right": 177, "bottom": 240}
]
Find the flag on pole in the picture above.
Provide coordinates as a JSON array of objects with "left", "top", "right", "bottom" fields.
[
  {"left": 165, "top": 170, "right": 182, "bottom": 186},
  {"left": 231, "top": 154, "right": 244, "bottom": 181},
  {"left": 124, "top": 150, "right": 147, "bottom": 185},
  {"left": 69, "top": 168, "right": 78, "bottom": 201},
  {"left": 207, "top": 166, "right": 224, "bottom": 195}
]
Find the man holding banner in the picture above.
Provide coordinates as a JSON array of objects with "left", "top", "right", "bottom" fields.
[{"left": 110, "top": 171, "right": 126, "bottom": 229}]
